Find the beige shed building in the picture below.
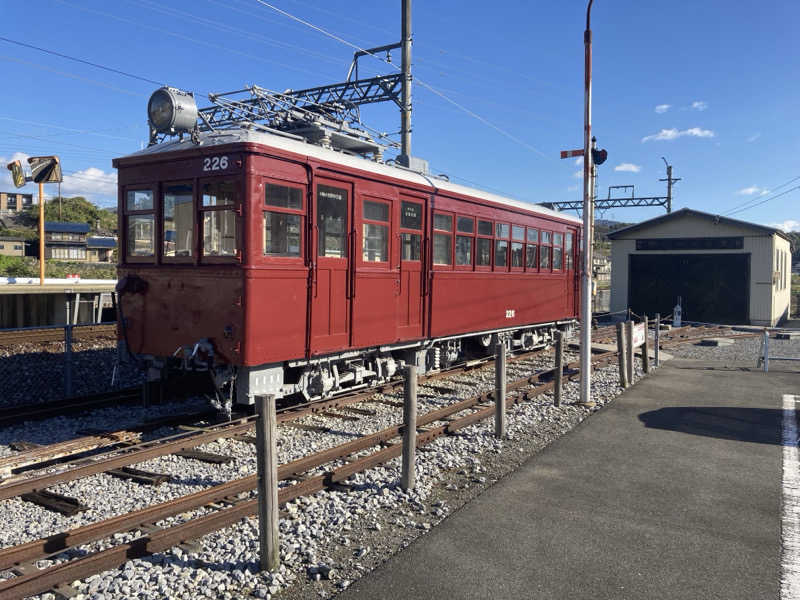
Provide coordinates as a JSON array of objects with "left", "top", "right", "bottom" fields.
[{"left": 607, "top": 208, "right": 792, "bottom": 326}]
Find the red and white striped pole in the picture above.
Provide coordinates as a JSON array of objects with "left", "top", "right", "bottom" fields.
[{"left": 579, "top": 0, "right": 595, "bottom": 406}]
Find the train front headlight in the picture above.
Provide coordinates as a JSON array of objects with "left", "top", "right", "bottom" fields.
[{"left": 147, "top": 87, "right": 198, "bottom": 134}]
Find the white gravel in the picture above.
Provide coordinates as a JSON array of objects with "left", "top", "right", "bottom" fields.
[{"left": 0, "top": 348, "right": 646, "bottom": 600}]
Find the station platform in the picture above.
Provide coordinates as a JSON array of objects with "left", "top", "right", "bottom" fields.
[
  {"left": 341, "top": 360, "right": 799, "bottom": 600},
  {"left": 0, "top": 278, "right": 116, "bottom": 327}
]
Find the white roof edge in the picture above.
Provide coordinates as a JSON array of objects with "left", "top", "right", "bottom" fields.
[{"left": 122, "top": 130, "right": 581, "bottom": 225}]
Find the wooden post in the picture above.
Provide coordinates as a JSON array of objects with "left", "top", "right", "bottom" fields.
[
  {"left": 495, "top": 341, "right": 506, "bottom": 438},
  {"left": 64, "top": 325, "right": 73, "bottom": 398},
  {"left": 401, "top": 364, "right": 417, "bottom": 490},
  {"left": 625, "top": 320, "right": 634, "bottom": 384},
  {"left": 553, "top": 330, "right": 564, "bottom": 406},
  {"left": 256, "top": 394, "right": 279, "bottom": 572},
  {"left": 654, "top": 312, "right": 660, "bottom": 368},
  {"left": 642, "top": 316, "right": 650, "bottom": 374},
  {"left": 616, "top": 322, "right": 628, "bottom": 388}
]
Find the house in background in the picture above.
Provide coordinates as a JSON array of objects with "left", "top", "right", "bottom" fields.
[
  {"left": 86, "top": 236, "right": 117, "bottom": 262},
  {"left": 43, "top": 221, "right": 90, "bottom": 261},
  {"left": 0, "top": 236, "right": 25, "bottom": 257},
  {"left": 0, "top": 192, "right": 35, "bottom": 214}
]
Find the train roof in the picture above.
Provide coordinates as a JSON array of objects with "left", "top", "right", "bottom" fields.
[{"left": 119, "top": 129, "right": 581, "bottom": 225}]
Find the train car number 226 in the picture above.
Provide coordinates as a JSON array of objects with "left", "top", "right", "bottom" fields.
[{"left": 203, "top": 155, "right": 229, "bottom": 171}]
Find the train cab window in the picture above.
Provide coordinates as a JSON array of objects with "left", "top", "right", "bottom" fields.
[
  {"left": 540, "top": 231, "right": 551, "bottom": 270},
  {"left": 400, "top": 201, "right": 422, "bottom": 261},
  {"left": 362, "top": 200, "right": 389, "bottom": 262},
  {"left": 317, "top": 186, "right": 348, "bottom": 258},
  {"left": 433, "top": 213, "right": 452, "bottom": 266},
  {"left": 163, "top": 183, "right": 193, "bottom": 258},
  {"left": 264, "top": 183, "right": 303, "bottom": 258},
  {"left": 552, "top": 233, "right": 564, "bottom": 270},
  {"left": 125, "top": 190, "right": 154, "bottom": 260},
  {"left": 565, "top": 232, "right": 574, "bottom": 269},
  {"left": 201, "top": 180, "right": 238, "bottom": 258}
]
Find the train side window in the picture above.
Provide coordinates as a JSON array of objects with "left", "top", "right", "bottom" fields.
[
  {"left": 476, "top": 238, "right": 492, "bottom": 267},
  {"left": 456, "top": 216, "right": 474, "bottom": 267},
  {"left": 540, "top": 231, "right": 551, "bottom": 270},
  {"left": 318, "top": 186, "right": 348, "bottom": 258},
  {"left": 400, "top": 201, "right": 422, "bottom": 261},
  {"left": 495, "top": 222, "right": 509, "bottom": 239},
  {"left": 495, "top": 240, "right": 508, "bottom": 268},
  {"left": 526, "top": 243, "right": 538, "bottom": 270},
  {"left": 553, "top": 232, "right": 563, "bottom": 270},
  {"left": 163, "top": 182, "right": 193, "bottom": 259},
  {"left": 264, "top": 212, "right": 301, "bottom": 256},
  {"left": 512, "top": 225, "right": 524, "bottom": 241},
  {"left": 511, "top": 242, "right": 524, "bottom": 267},
  {"left": 565, "top": 233, "right": 574, "bottom": 270},
  {"left": 201, "top": 180, "right": 238, "bottom": 258},
  {"left": 263, "top": 182, "right": 303, "bottom": 258},
  {"left": 125, "top": 189, "right": 154, "bottom": 260},
  {"left": 362, "top": 199, "right": 389, "bottom": 262},
  {"left": 433, "top": 212, "right": 452, "bottom": 266},
  {"left": 478, "top": 219, "right": 493, "bottom": 236}
]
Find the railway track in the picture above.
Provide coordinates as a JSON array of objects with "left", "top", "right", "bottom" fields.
[
  {"left": 0, "top": 324, "right": 116, "bottom": 346},
  {"left": 0, "top": 325, "right": 763, "bottom": 598},
  {"left": 0, "top": 347, "right": 601, "bottom": 599}
]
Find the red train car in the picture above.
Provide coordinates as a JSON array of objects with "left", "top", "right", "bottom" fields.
[{"left": 113, "top": 127, "right": 581, "bottom": 405}]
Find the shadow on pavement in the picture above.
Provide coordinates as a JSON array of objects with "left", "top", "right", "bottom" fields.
[{"left": 638, "top": 406, "right": 783, "bottom": 445}]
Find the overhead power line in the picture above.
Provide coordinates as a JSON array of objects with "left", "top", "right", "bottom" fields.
[
  {"left": 722, "top": 175, "right": 800, "bottom": 216},
  {"left": 252, "top": 0, "right": 547, "bottom": 158},
  {"left": 725, "top": 185, "right": 800, "bottom": 217}
]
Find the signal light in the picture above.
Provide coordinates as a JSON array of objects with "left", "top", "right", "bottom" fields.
[{"left": 591, "top": 148, "right": 608, "bottom": 166}]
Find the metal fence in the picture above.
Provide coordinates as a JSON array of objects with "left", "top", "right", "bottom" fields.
[{"left": 0, "top": 322, "right": 143, "bottom": 408}]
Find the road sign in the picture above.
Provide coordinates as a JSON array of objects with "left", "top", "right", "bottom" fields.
[
  {"left": 28, "top": 156, "right": 62, "bottom": 184},
  {"left": 6, "top": 160, "right": 26, "bottom": 188},
  {"left": 631, "top": 323, "right": 646, "bottom": 349},
  {"left": 560, "top": 149, "right": 583, "bottom": 159}
]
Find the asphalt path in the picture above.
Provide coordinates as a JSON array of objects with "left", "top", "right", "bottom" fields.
[{"left": 340, "top": 359, "right": 799, "bottom": 599}]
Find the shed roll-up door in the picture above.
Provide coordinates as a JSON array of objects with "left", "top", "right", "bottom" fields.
[{"left": 628, "top": 253, "right": 749, "bottom": 324}]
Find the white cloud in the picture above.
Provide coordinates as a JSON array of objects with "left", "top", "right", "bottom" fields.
[
  {"left": 641, "top": 127, "right": 715, "bottom": 142},
  {"left": 614, "top": 163, "right": 641, "bottom": 173},
  {"left": 691, "top": 100, "right": 708, "bottom": 111},
  {"left": 747, "top": 133, "right": 761, "bottom": 143},
  {"left": 574, "top": 156, "right": 583, "bottom": 166},
  {"left": 572, "top": 170, "right": 583, "bottom": 179},
  {"left": 60, "top": 167, "right": 118, "bottom": 199},
  {"left": 737, "top": 185, "right": 769, "bottom": 196},
  {"left": 768, "top": 220, "right": 800, "bottom": 232},
  {"left": 655, "top": 104, "right": 671, "bottom": 114}
]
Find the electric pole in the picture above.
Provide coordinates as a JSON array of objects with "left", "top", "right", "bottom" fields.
[
  {"left": 579, "top": 0, "right": 595, "bottom": 407},
  {"left": 659, "top": 157, "right": 680, "bottom": 213},
  {"left": 400, "top": 0, "right": 412, "bottom": 163}
]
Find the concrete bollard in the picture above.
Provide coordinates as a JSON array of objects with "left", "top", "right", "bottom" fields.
[
  {"left": 256, "top": 394, "right": 280, "bottom": 572},
  {"left": 495, "top": 341, "right": 506, "bottom": 438},
  {"left": 401, "top": 364, "right": 417, "bottom": 490},
  {"left": 554, "top": 330, "right": 564, "bottom": 406},
  {"left": 616, "top": 322, "right": 629, "bottom": 388}
]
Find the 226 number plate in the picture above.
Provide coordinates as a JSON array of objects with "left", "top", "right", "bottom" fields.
[{"left": 203, "top": 155, "right": 229, "bottom": 171}]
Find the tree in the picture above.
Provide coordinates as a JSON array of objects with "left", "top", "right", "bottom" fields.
[{"left": 22, "top": 196, "right": 117, "bottom": 234}]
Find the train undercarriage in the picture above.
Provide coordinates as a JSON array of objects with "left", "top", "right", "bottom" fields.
[{"left": 129, "top": 320, "right": 576, "bottom": 411}]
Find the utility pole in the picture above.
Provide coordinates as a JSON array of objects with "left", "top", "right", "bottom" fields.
[
  {"left": 400, "top": 0, "right": 412, "bottom": 163},
  {"left": 580, "top": 0, "right": 595, "bottom": 407},
  {"left": 659, "top": 157, "right": 680, "bottom": 213},
  {"left": 38, "top": 182, "right": 45, "bottom": 286}
]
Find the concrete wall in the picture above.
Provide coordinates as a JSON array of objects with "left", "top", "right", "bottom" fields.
[{"left": 609, "top": 213, "right": 787, "bottom": 325}]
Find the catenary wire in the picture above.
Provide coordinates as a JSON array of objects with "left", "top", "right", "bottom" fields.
[
  {"left": 722, "top": 176, "right": 800, "bottom": 216},
  {"left": 252, "top": 0, "right": 548, "bottom": 158}
]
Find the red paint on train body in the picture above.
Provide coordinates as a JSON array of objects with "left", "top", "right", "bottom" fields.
[{"left": 113, "top": 133, "right": 581, "bottom": 373}]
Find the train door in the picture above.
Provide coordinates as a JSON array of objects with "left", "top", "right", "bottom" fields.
[
  {"left": 566, "top": 228, "right": 578, "bottom": 316},
  {"left": 310, "top": 179, "right": 352, "bottom": 354},
  {"left": 397, "top": 195, "right": 425, "bottom": 340},
  {"left": 351, "top": 191, "right": 399, "bottom": 347}
]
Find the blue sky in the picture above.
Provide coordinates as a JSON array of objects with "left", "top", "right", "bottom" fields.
[{"left": 2, "top": 0, "right": 798, "bottom": 230}]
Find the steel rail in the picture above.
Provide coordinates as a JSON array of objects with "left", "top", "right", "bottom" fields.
[
  {"left": 0, "top": 324, "right": 115, "bottom": 346},
  {"left": 0, "top": 388, "right": 142, "bottom": 428},
  {"left": 0, "top": 349, "right": 615, "bottom": 583}
]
